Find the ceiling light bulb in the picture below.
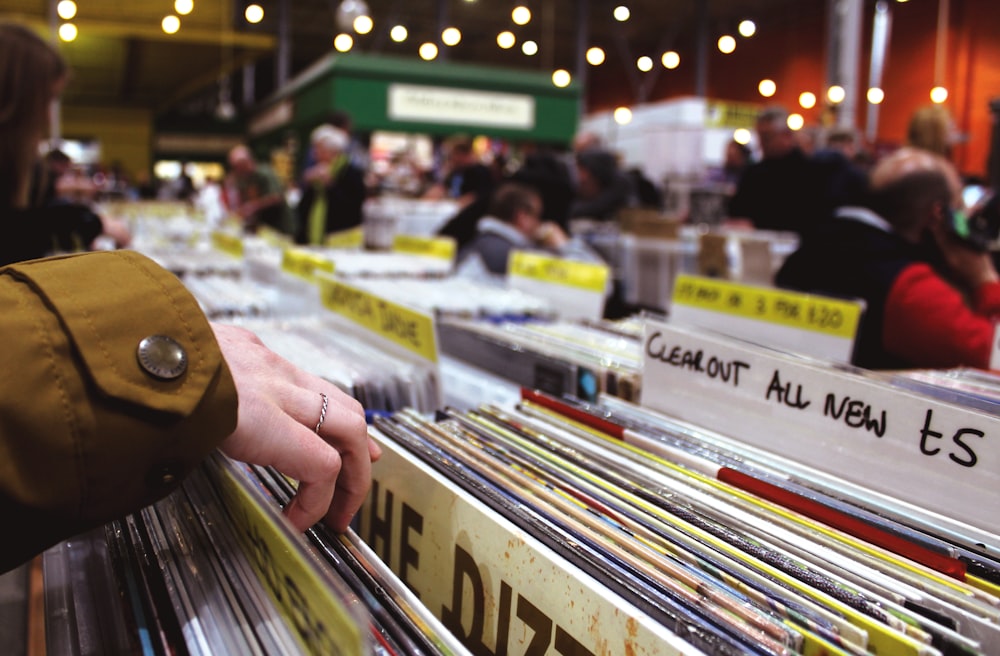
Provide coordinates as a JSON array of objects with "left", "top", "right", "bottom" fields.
[
  {"left": 442, "top": 27, "right": 461, "bottom": 46},
  {"left": 738, "top": 20, "right": 756, "bottom": 37},
  {"left": 522, "top": 40, "right": 538, "bottom": 56},
  {"left": 758, "top": 79, "right": 776, "bottom": 97},
  {"left": 419, "top": 42, "right": 439, "bottom": 60},
  {"left": 334, "top": 33, "right": 354, "bottom": 51},
  {"left": 58, "top": 22, "right": 77, "bottom": 41},
  {"left": 335, "top": 0, "right": 370, "bottom": 31},
  {"left": 552, "top": 69, "right": 571, "bottom": 88},
  {"left": 512, "top": 6, "right": 531, "bottom": 25},
  {"left": 930, "top": 86, "right": 948, "bottom": 103},
  {"left": 733, "top": 128, "right": 752, "bottom": 145},
  {"left": 661, "top": 51, "right": 680, "bottom": 69},
  {"left": 613, "top": 5, "right": 630, "bottom": 21},
  {"left": 245, "top": 4, "right": 264, "bottom": 23},
  {"left": 637, "top": 56, "right": 653, "bottom": 72},
  {"left": 827, "top": 85, "right": 846, "bottom": 104},
  {"left": 353, "top": 15, "right": 373, "bottom": 34},
  {"left": 162, "top": 15, "right": 180, "bottom": 34},
  {"left": 799, "top": 92, "right": 817, "bottom": 109},
  {"left": 718, "top": 35, "right": 736, "bottom": 54},
  {"left": 586, "top": 47, "right": 605, "bottom": 66},
  {"left": 174, "top": 0, "right": 193, "bottom": 16},
  {"left": 614, "top": 107, "right": 633, "bottom": 125},
  {"left": 867, "top": 87, "right": 885, "bottom": 104},
  {"left": 787, "top": 113, "right": 805, "bottom": 131},
  {"left": 57, "top": 0, "right": 77, "bottom": 20},
  {"left": 497, "top": 31, "right": 516, "bottom": 49},
  {"left": 390, "top": 25, "right": 408, "bottom": 42}
]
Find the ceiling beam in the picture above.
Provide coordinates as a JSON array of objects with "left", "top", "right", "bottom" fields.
[{"left": 157, "top": 49, "right": 266, "bottom": 113}]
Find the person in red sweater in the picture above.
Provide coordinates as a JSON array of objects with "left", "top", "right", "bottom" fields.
[{"left": 776, "top": 147, "right": 1000, "bottom": 370}]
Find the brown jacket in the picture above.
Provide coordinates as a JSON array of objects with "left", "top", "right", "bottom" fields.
[{"left": 0, "top": 250, "right": 237, "bottom": 572}]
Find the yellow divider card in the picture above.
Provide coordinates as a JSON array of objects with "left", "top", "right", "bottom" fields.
[
  {"left": 324, "top": 226, "right": 365, "bottom": 249},
  {"left": 212, "top": 457, "right": 366, "bottom": 656},
  {"left": 391, "top": 234, "right": 456, "bottom": 261},
  {"left": 507, "top": 251, "right": 609, "bottom": 321},
  {"left": 318, "top": 276, "right": 438, "bottom": 363},
  {"left": 281, "top": 247, "right": 335, "bottom": 282},
  {"left": 211, "top": 230, "right": 245, "bottom": 258},
  {"left": 670, "top": 274, "right": 865, "bottom": 363},
  {"left": 509, "top": 251, "right": 608, "bottom": 292}
]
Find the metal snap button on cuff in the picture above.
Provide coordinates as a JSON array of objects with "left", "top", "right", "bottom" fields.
[{"left": 136, "top": 335, "right": 188, "bottom": 380}]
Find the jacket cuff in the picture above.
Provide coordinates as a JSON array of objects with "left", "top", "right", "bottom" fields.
[{"left": 4, "top": 250, "right": 223, "bottom": 417}]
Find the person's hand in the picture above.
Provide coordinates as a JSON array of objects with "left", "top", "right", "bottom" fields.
[
  {"left": 100, "top": 216, "right": 132, "bottom": 248},
  {"left": 211, "top": 324, "right": 382, "bottom": 532},
  {"left": 930, "top": 221, "right": 1000, "bottom": 290},
  {"left": 303, "top": 164, "right": 331, "bottom": 185},
  {"left": 534, "top": 221, "right": 569, "bottom": 249}
]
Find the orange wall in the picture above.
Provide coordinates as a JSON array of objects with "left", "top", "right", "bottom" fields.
[{"left": 586, "top": 0, "right": 1000, "bottom": 177}]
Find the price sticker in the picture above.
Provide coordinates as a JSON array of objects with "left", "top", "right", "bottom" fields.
[
  {"left": 211, "top": 230, "right": 245, "bottom": 258},
  {"left": 392, "top": 234, "right": 456, "bottom": 261},
  {"left": 324, "top": 227, "right": 365, "bottom": 250},
  {"left": 281, "top": 247, "right": 335, "bottom": 282},
  {"left": 509, "top": 251, "right": 609, "bottom": 292}
]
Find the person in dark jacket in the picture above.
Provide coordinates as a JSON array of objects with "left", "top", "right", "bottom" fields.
[
  {"left": 776, "top": 147, "right": 1000, "bottom": 370},
  {"left": 295, "top": 124, "right": 367, "bottom": 245},
  {"left": 729, "top": 106, "right": 863, "bottom": 237}
]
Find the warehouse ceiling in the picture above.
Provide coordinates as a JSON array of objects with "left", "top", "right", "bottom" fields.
[{"left": 2, "top": 0, "right": 809, "bottom": 119}]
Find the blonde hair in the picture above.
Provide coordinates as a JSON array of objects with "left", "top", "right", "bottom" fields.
[
  {"left": 906, "top": 106, "right": 954, "bottom": 158},
  {"left": 0, "top": 22, "right": 67, "bottom": 208}
]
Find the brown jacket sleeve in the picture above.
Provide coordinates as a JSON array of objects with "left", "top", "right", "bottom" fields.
[{"left": 0, "top": 250, "right": 238, "bottom": 572}]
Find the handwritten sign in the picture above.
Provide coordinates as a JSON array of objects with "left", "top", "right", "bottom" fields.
[
  {"left": 508, "top": 251, "right": 609, "bottom": 321},
  {"left": 324, "top": 227, "right": 365, "bottom": 250},
  {"left": 210, "top": 455, "right": 367, "bottom": 656},
  {"left": 317, "top": 276, "right": 438, "bottom": 363},
  {"left": 211, "top": 230, "right": 245, "bottom": 258},
  {"left": 392, "top": 234, "right": 456, "bottom": 261},
  {"left": 360, "top": 430, "right": 697, "bottom": 656},
  {"left": 281, "top": 247, "right": 335, "bottom": 282},
  {"left": 670, "top": 274, "right": 864, "bottom": 363},
  {"left": 641, "top": 319, "right": 1000, "bottom": 539}
]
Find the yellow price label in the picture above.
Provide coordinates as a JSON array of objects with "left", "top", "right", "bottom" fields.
[
  {"left": 392, "top": 234, "right": 456, "bottom": 261},
  {"left": 215, "top": 462, "right": 366, "bottom": 656},
  {"left": 258, "top": 226, "right": 293, "bottom": 247},
  {"left": 672, "top": 274, "right": 863, "bottom": 339},
  {"left": 508, "top": 251, "right": 609, "bottom": 293},
  {"left": 281, "top": 247, "right": 335, "bottom": 282},
  {"left": 318, "top": 277, "right": 438, "bottom": 363},
  {"left": 211, "top": 231, "right": 245, "bottom": 258},
  {"left": 323, "top": 227, "right": 365, "bottom": 249}
]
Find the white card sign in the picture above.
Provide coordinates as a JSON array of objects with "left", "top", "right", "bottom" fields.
[{"left": 640, "top": 319, "right": 1000, "bottom": 538}]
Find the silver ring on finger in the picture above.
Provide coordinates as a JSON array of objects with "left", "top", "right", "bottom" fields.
[{"left": 315, "top": 392, "right": 329, "bottom": 434}]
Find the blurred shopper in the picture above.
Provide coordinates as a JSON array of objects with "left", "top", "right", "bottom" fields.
[
  {"left": 435, "top": 137, "right": 498, "bottom": 247},
  {"left": 705, "top": 139, "right": 753, "bottom": 194},
  {"left": 509, "top": 143, "right": 575, "bottom": 229},
  {"left": 907, "top": 105, "right": 960, "bottom": 160},
  {"left": 569, "top": 145, "right": 632, "bottom": 221},
  {"left": 226, "top": 144, "right": 294, "bottom": 234},
  {"left": 456, "top": 182, "right": 602, "bottom": 276},
  {"left": 295, "top": 124, "right": 366, "bottom": 245},
  {"left": 0, "top": 25, "right": 129, "bottom": 265},
  {"left": 776, "top": 147, "right": 1000, "bottom": 370},
  {"left": 729, "top": 107, "right": 862, "bottom": 237}
]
